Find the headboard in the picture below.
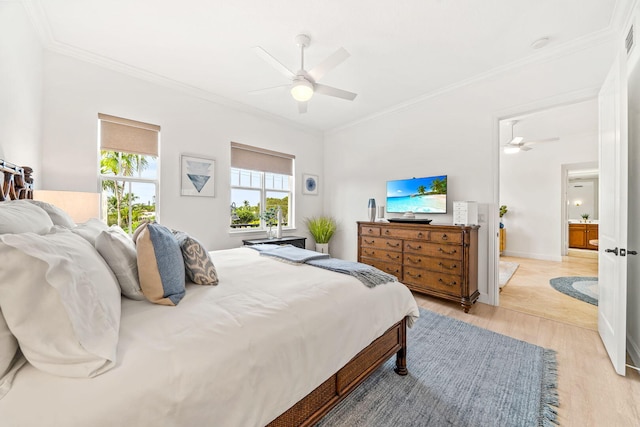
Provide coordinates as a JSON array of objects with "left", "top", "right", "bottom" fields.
[{"left": 0, "top": 159, "right": 33, "bottom": 201}]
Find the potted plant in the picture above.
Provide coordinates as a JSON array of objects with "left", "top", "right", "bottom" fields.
[
  {"left": 305, "top": 216, "right": 337, "bottom": 254},
  {"left": 499, "top": 205, "right": 508, "bottom": 229},
  {"left": 259, "top": 207, "right": 278, "bottom": 238},
  {"left": 581, "top": 213, "right": 590, "bottom": 223}
]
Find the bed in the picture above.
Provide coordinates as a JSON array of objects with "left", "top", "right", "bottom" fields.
[{"left": 0, "top": 161, "right": 420, "bottom": 427}]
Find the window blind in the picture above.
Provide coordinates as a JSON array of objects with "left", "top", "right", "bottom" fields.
[
  {"left": 230, "top": 142, "right": 294, "bottom": 176},
  {"left": 99, "top": 113, "right": 160, "bottom": 156}
]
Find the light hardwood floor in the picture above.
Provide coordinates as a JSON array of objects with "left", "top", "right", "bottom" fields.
[
  {"left": 412, "top": 293, "right": 640, "bottom": 427},
  {"left": 498, "top": 255, "right": 598, "bottom": 330}
]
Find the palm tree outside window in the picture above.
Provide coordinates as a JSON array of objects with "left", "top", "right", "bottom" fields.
[{"left": 98, "top": 114, "right": 160, "bottom": 234}]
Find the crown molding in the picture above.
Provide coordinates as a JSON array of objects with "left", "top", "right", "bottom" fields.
[
  {"left": 20, "top": 1, "right": 323, "bottom": 137},
  {"left": 327, "top": 28, "right": 618, "bottom": 135}
]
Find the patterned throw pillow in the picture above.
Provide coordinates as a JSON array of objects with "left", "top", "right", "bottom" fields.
[
  {"left": 173, "top": 231, "right": 218, "bottom": 286},
  {"left": 135, "top": 223, "right": 186, "bottom": 306}
]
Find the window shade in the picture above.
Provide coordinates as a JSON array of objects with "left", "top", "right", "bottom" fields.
[
  {"left": 231, "top": 142, "right": 294, "bottom": 176},
  {"left": 99, "top": 113, "right": 160, "bottom": 156}
]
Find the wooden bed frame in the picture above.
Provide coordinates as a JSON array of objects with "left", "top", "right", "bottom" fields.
[
  {"left": 0, "top": 160, "right": 409, "bottom": 426},
  {"left": 0, "top": 159, "right": 33, "bottom": 201}
]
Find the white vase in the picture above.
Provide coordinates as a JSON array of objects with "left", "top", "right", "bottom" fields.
[{"left": 315, "top": 243, "right": 329, "bottom": 254}]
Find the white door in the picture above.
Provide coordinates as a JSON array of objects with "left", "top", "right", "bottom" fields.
[{"left": 598, "top": 52, "right": 628, "bottom": 376}]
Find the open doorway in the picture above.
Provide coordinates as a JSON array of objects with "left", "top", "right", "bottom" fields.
[{"left": 497, "top": 99, "right": 599, "bottom": 329}]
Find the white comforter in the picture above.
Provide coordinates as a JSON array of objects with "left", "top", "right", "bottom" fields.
[{"left": 0, "top": 247, "right": 419, "bottom": 427}]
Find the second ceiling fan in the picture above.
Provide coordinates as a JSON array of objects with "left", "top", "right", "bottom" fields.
[
  {"left": 503, "top": 120, "right": 559, "bottom": 153},
  {"left": 251, "top": 34, "right": 357, "bottom": 113}
]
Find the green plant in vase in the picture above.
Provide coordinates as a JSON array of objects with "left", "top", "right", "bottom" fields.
[
  {"left": 499, "top": 205, "right": 508, "bottom": 229},
  {"left": 581, "top": 213, "right": 590, "bottom": 222},
  {"left": 259, "top": 207, "right": 278, "bottom": 238},
  {"left": 305, "top": 216, "right": 337, "bottom": 254}
]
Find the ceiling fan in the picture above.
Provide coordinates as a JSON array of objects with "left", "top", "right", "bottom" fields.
[
  {"left": 503, "top": 120, "right": 559, "bottom": 153},
  {"left": 251, "top": 34, "right": 357, "bottom": 113}
]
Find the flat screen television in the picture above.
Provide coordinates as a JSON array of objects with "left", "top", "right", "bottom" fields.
[{"left": 386, "top": 175, "right": 447, "bottom": 214}]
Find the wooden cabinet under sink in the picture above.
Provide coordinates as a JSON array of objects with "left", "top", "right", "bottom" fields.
[{"left": 569, "top": 223, "right": 598, "bottom": 250}]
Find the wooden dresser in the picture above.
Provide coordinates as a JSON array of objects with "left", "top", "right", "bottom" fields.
[{"left": 357, "top": 221, "right": 479, "bottom": 312}]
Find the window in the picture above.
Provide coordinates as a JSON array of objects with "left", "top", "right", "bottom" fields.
[
  {"left": 98, "top": 113, "right": 159, "bottom": 234},
  {"left": 230, "top": 142, "right": 294, "bottom": 231}
]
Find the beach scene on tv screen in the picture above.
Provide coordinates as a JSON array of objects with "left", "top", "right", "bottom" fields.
[{"left": 386, "top": 175, "right": 447, "bottom": 213}]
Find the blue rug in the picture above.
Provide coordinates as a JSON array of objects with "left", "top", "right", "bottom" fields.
[
  {"left": 549, "top": 276, "right": 598, "bottom": 306},
  {"left": 317, "top": 308, "right": 559, "bottom": 427}
]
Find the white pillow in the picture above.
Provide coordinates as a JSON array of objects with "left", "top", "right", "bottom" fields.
[
  {"left": 71, "top": 217, "right": 110, "bottom": 246},
  {"left": 95, "top": 228, "right": 144, "bottom": 300},
  {"left": 25, "top": 200, "right": 76, "bottom": 228},
  {"left": 0, "top": 229, "right": 121, "bottom": 378},
  {"left": 0, "top": 200, "right": 53, "bottom": 234},
  {"left": 0, "top": 309, "right": 26, "bottom": 400}
]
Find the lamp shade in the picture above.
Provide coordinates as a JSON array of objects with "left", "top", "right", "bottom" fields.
[
  {"left": 290, "top": 79, "right": 314, "bottom": 102},
  {"left": 34, "top": 190, "right": 100, "bottom": 223}
]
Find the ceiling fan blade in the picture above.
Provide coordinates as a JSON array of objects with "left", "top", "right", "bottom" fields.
[
  {"left": 520, "top": 145, "right": 533, "bottom": 151},
  {"left": 248, "top": 84, "right": 289, "bottom": 95},
  {"left": 508, "top": 136, "right": 524, "bottom": 145},
  {"left": 298, "top": 101, "right": 308, "bottom": 114},
  {"left": 308, "top": 47, "right": 350, "bottom": 81},
  {"left": 523, "top": 137, "right": 560, "bottom": 144},
  {"left": 253, "top": 46, "right": 296, "bottom": 80},
  {"left": 314, "top": 83, "right": 357, "bottom": 101}
]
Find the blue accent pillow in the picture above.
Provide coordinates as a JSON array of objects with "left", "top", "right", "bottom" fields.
[{"left": 135, "top": 223, "right": 186, "bottom": 305}]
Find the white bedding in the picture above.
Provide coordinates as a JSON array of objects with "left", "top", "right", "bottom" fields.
[{"left": 0, "top": 247, "right": 419, "bottom": 427}]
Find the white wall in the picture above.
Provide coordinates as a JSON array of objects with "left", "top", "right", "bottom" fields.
[
  {"left": 41, "top": 53, "right": 324, "bottom": 249},
  {"left": 324, "top": 40, "right": 616, "bottom": 303},
  {"left": 0, "top": 2, "right": 43, "bottom": 174},
  {"left": 501, "top": 130, "right": 598, "bottom": 260}
]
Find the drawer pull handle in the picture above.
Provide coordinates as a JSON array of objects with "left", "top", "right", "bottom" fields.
[
  {"left": 406, "top": 257, "right": 421, "bottom": 264},
  {"left": 406, "top": 272, "right": 422, "bottom": 278},
  {"left": 438, "top": 248, "right": 457, "bottom": 255},
  {"left": 441, "top": 234, "right": 448, "bottom": 240},
  {"left": 365, "top": 250, "right": 375, "bottom": 256},
  {"left": 384, "top": 230, "right": 390, "bottom": 235},
  {"left": 386, "top": 254, "right": 399, "bottom": 260},
  {"left": 368, "top": 228, "right": 373, "bottom": 233},
  {"left": 407, "top": 244, "right": 422, "bottom": 250},
  {"left": 364, "top": 239, "right": 375, "bottom": 245},
  {"left": 438, "top": 278, "right": 458, "bottom": 287},
  {"left": 417, "top": 232, "right": 424, "bottom": 238},
  {"left": 386, "top": 242, "right": 400, "bottom": 248},
  {"left": 438, "top": 262, "right": 458, "bottom": 270}
]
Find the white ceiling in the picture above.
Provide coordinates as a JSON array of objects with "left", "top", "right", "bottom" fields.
[{"left": 24, "top": 0, "right": 626, "bottom": 132}]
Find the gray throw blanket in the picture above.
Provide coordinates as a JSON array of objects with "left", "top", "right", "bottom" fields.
[{"left": 246, "top": 244, "right": 397, "bottom": 288}]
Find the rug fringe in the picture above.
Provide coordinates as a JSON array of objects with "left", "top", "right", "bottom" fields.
[{"left": 540, "top": 349, "right": 560, "bottom": 426}]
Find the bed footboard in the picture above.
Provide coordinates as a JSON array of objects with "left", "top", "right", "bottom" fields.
[{"left": 268, "top": 316, "right": 408, "bottom": 427}]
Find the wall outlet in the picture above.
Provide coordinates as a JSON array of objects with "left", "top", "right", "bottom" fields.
[{"left": 478, "top": 213, "right": 486, "bottom": 223}]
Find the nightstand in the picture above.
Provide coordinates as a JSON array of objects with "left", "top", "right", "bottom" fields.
[{"left": 242, "top": 236, "right": 306, "bottom": 249}]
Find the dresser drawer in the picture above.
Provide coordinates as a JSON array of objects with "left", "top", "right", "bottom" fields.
[
  {"left": 403, "top": 242, "right": 462, "bottom": 260},
  {"left": 403, "top": 254, "right": 462, "bottom": 275},
  {"left": 359, "top": 225, "right": 381, "bottom": 236},
  {"left": 403, "top": 267, "right": 462, "bottom": 296},
  {"left": 361, "top": 247, "right": 402, "bottom": 263},
  {"left": 381, "top": 227, "right": 429, "bottom": 240},
  {"left": 360, "top": 236, "right": 403, "bottom": 251},
  {"left": 363, "top": 259, "right": 402, "bottom": 279},
  {"left": 430, "top": 231, "right": 462, "bottom": 244}
]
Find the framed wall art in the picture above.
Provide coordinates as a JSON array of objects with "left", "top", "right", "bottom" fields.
[
  {"left": 302, "top": 173, "right": 318, "bottom": 195},
  {"left": 181, "top": 154, "right": 215, "bottom": 197}
]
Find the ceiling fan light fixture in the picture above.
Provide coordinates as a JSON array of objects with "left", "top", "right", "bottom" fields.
[
  {"left": 291, "top": 78, "right": 314, "bottom": 102},
  {"left": 511, "top": 136, "right": 524, "bottom": 145},
  {"left": 504, "top": 146, "right": 520, "bottom": 154}
]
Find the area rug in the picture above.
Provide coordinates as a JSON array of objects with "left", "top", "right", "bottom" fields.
[
  {"left": 499, "top": 260, "right": 519, "bottom": 288},
  {"left": 317, "top": 308, "right": 559, "bottom": 427},
  {"left": 549, "top": 276, "right": 598, "bottom": 306}
]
